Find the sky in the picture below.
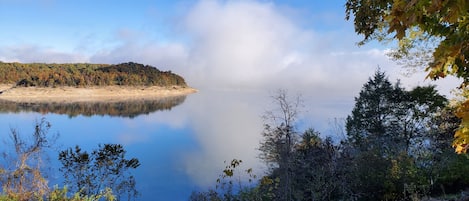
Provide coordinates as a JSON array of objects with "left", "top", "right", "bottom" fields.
[
  {"left": 0, "top": 0, "right": 460, "bottom": 95},
  {"left": 0, "top": 1, "right": 464, "bottom": 198}
]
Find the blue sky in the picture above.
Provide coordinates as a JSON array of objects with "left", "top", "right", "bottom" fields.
[
  {"left": 0, "top": 0, "right": 458, "bottom": 95},
  {"left": 0, "top": 0, "right": 349, "bottom": 53},
  {"left": 0, "top": 2, "right": 462, "bottom": 197}
]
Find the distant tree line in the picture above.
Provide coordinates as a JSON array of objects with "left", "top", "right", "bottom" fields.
[
  {"left": 191, "top": 71, "right": 469, "bottom": 201},
  {"left": 0, "top": 61, "right": 187, "bottom": 87}
]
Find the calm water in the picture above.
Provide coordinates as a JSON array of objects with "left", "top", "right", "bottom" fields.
[
  {"left": 0, "top": 90, "right": 273, "bottom": 200},
  {"left": 0, "top": 89, "right": 352, "bottom": 200}
]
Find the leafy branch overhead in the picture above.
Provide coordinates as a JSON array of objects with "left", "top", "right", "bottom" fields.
[{"left": 345, "top": 0, "right": 469, "bottom": 153}]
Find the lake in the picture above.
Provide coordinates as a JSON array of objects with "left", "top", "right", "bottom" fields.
[{"left": 0, "top": 88, "right": 352, "bottom": 200}]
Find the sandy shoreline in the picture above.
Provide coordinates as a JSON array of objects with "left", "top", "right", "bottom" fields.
[{"left": 0, "top": 84, "right": 197, "bottom": 103}]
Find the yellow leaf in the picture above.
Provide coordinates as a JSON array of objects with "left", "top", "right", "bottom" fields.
[{"left": 453, "top": 99, "right": 469, "bottom": 153}]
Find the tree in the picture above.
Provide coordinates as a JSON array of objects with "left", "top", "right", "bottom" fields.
[
  {"left": 291, "top": 129, "right": 341, "bottom": 200},
  {"left": 345, "top": 70, "right": 448, "bottom": 200},
  {"left": 0, "top": 62, "right": 188, "bottom": 88},
  {"left": 345, "top": 0, "right": 469, "bottom": 153},
  {"left": 58, "top": 144, "right": 140, "bottom": 201},
  {"left": 403, "top": 85, "right": 447, "bottom": 157},
  {"left": 422, "top": 106, "right": 469, "bottom": 195},
  {"left": 258, "top": 89, "right": 301, "bottom": 201},
  {"left": 346, "top": 70, "right": 407, "bottom": 155},
  {"left": 0, "top": 118, "right": 58, "bottom": 200},
  {"left": 345, "top": 70, "right": 407, "bottom": 200}
]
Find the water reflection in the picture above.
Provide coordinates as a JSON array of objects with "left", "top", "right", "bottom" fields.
[
  {"left": 0, "top": 96, "right": 187, "bottom": 118},
  {"left": 0, "top": 89, "right": 353, "bottom": 200}
]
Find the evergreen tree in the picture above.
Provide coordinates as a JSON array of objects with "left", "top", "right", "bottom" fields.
[{"left": 345, "top": 70, "right": 449, "bottom": 200}]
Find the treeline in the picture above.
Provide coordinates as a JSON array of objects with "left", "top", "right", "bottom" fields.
[
  {"left": 191, "top": 71, "right": 469, "bottom": 201},
  {"left": 0, "top": 61, "right": 187, "bottom": 87}
]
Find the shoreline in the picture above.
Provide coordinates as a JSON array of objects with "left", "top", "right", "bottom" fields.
[{"left": 0, "top": 84, "right": 197, "bottom": 103}]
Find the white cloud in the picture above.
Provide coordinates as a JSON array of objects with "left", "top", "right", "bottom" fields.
[
  {"left": 0, "top": 45, "right": 87, "bottom": 63},
  {"left": 88, "top": 29, "right": 189, "bottom": 71},
  {"left": 0, "top": 0, "right": 461, "bottom": 189},
  {"left": 90, "top": 40, "right": 188, "bottom": 70},
  {"left": 0, "top": 0, "right": 448, "bottom": 94},
  {"left": 182, "top": 0, "right": 314, "bottom": 88}
]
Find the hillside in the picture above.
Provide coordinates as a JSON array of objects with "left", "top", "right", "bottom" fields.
[{"left": 0, "top": 61, "right": 188, "bottom": 87}]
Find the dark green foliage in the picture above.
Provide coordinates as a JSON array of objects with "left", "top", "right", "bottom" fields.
[
  {"left": 346, "top": 70, "right": 447, "bottom": 156},
  {"left": 0, "top": 62, "right": 187, "bottom": 87},
  {"left": 343, "top": 70, "right": 469, "bottom": 200},
  {"left": 290, "top": 129, "right": 343, "bottom": 200},
  {"left": 423, "top": 107, "right": 469, "bottom": 196},
  {"left": 345, "top": 0, "right": 469, "bottom": 154},
  {"left": 58, "top": 144, "right": 140, "bottom": 201},
  {"left": 193, "top": 71, "right": 469, "bottom": 200},
  {"left": 344, "top": 70, "right": 414, "bottom": 199},
  {"left": 345, "top": 70, "right": 407, "bottom": 153}
]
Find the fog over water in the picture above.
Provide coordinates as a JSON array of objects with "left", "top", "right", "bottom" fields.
[
  {"left": 0, "top": 1, "right": 462, "bottom": 200},
  {"left": 0, "top": 74, "right": 456, "bottom": 200},
  {"left": 0, "top": 89, "right": 268, "bottom": 200}
]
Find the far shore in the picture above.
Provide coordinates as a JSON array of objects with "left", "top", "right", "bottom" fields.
[{"left": 0, "top": 84, "right": 197, "bottom": 103}]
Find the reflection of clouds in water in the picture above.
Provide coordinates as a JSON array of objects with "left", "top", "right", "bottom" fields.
[
  {"left": 139, "top": 88, "right": 367, "bottom": 187},
  {"left": 136, "top": 90, "right": 267, "bottom": 187},
  {"left": 0, "top": 81, "right": 458, "bottom": 200},
  {"left": 139, "top": 108, "right": 190, "bottom": 130},
  {"left": 132, "top": 90, "right": 267, "bottom": 187},
  {"left": 117, "top": 131, "right": 149, "bottom": 146},
  {"left": 0, "top": 75, "right": 456, "bottom": 197},
  {"left": 180, "top": 90, "right": 266, "bottom": 186}
]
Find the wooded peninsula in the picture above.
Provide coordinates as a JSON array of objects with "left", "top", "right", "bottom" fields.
[
  {"left": 0, "top": 61, "right": 187, "bottom": 87},
  {"left": 0, "top": 62, "right": 196, "bottom": 102}
]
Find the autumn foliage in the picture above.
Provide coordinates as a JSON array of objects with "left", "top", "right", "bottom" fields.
[
  {"left": 345, "top": 0, "right": 469, "bottom": 153},
  {"left": 0, "top": 61, "right": 187, "bottom": 87}
]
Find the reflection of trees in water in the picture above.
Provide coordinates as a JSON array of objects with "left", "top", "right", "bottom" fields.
[
  {"left": 0, "top": 96, "right": 186, "bottom": 118},
  {"left": 59, "top": 144, "right": 140, "bottom": 201},
  {"left": 0, "top": 118, "right": 56, "bottom": 200}
]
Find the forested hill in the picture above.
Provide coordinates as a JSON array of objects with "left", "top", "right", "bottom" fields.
[{"left": 0, "top": 61, "right": 188, "bottom": 87}]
